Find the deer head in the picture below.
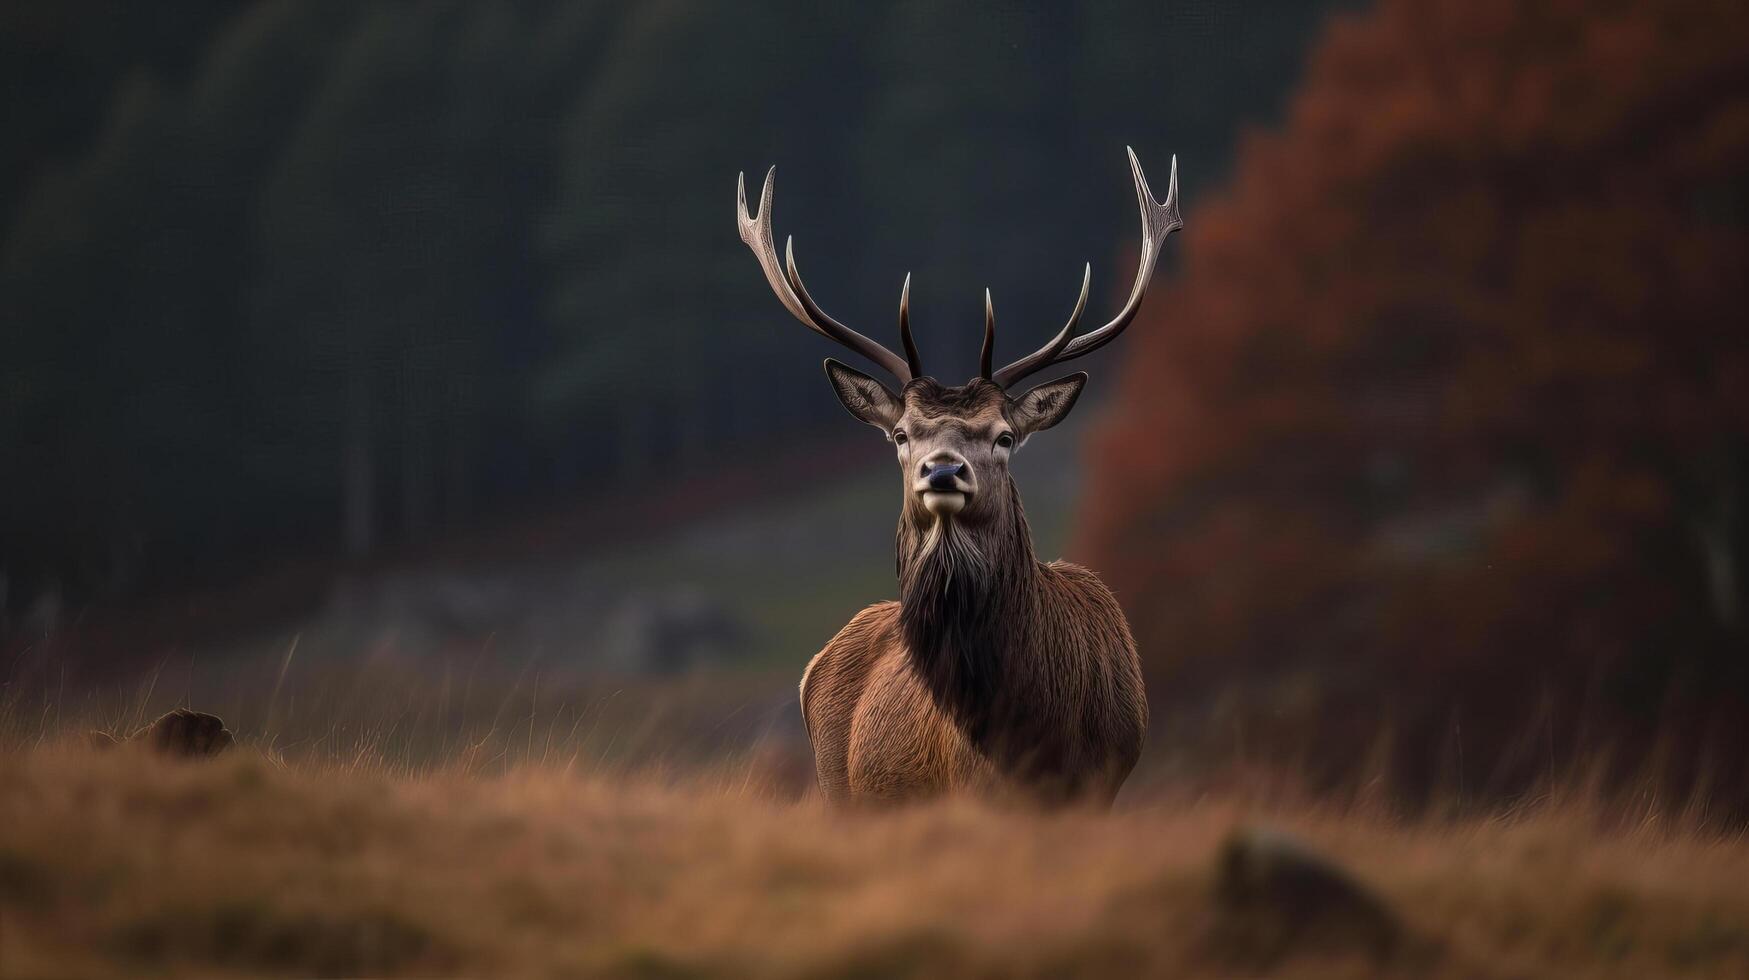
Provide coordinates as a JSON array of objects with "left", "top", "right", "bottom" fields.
[{"left": 736, "top": 149, "right": 1181, "bottom": 533}]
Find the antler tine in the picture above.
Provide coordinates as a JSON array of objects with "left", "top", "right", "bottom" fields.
[
  {"left": 979, "top": 289, "right": 996, "bottom": 380},
  {"left": 737, "top": 167, "right": 915, "bottom": 383},
  {"left": 991, "top": 263, "right": 1089, "bottom": 388},
  {"left": 783, "top": 239, "right": 913, "bottom": 383},
  {"left": 1054, "top": 150, "right": 1182, "bottom": 362},
  {"left": 737, "top": 168, "right": 818, "bottom": 333},
  {"left": 899, "top": 273, "right": 923, "bottom": 379},
  {"left": 991, "top": 149, "right": 1182, "bottom": 387}
]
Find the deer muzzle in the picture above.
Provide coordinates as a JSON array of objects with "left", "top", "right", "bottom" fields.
[{"left": 916, "top": 458, "right": 973, "bottom": 516}]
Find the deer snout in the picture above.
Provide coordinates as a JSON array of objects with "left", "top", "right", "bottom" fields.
[
  {"left": 924, "top": 460, "right": 966, "bottom": 491},
  {"left": 914, "top": 455, "right": 973, "bottom": 517}
]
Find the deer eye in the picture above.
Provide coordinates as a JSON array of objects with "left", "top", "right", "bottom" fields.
[
  {"left": 995, "top": 432, "right": 1015, "bottom": 450},
  {"left": 892, "top": 429, "right": 908, "bottom": 445}
]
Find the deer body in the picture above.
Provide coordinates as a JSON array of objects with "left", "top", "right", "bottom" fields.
[
  {"left": 803, "top": 565, "right": 1145, "bottom": 805},
  {"left": 736, "top": 149, "right": 1181, "bottom": 804}
]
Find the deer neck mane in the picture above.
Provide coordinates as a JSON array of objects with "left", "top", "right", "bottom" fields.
[{"left": 896, "top": 479, "right": 1040, "bottom": 759}]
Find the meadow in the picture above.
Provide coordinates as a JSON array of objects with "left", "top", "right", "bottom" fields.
[{"left": 3, "top": 677, "right": 1748, "bottom": 980}]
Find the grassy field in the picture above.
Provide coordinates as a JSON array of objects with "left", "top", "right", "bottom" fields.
[
  {"left": 3, "top": 736, "right": 1749, "bottom": 979},
  {"left": 4, "top": 433, "right": 1745, "bottom": 977}
]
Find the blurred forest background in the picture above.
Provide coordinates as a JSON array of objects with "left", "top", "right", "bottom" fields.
[{"left": 2, "top": 0, "right": 1745, "bottom": 807}]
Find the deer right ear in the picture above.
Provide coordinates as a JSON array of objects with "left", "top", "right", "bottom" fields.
[
  {"left": 1010, "top": 372, "right": 1087, "bottom": 437},
  {"left": 824, "top": 358, "right": 903, "bottom": 432}
]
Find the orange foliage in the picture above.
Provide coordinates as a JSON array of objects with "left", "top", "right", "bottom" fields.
[{"left": 1081, "top": 0, "right": 1749, "bottom": 803}]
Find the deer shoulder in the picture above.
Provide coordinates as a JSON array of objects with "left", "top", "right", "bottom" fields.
[{"left": 799, "top": 601, "right": 899, "bottom": 800}]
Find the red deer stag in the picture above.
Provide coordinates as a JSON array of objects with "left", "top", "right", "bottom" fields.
[{"left": 736, "top": 149, "right": 1182, "bottom": 805}]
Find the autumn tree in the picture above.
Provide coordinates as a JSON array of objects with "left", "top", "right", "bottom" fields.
[{"left": 1080, "top": 0, "right": 1749, "bottom": 803}]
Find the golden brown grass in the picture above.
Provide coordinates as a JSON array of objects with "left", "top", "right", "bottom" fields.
[{"left": 2, "top": 741, "right": 1748, "bottom": 979}]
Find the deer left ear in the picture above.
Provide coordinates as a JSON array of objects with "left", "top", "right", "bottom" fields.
[
  {"left": 1010, "top": 372, "right": 1087, "bottom": 436},
  {"left": 824, "top": 358, "right": 903, "bottom": 432}
]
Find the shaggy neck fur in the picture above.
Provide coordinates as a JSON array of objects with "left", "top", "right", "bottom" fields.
[{"left": 897, "top": 479, "right": 1044, "bottom": 774}]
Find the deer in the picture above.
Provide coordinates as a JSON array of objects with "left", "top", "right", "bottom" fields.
[{"left": 735, "top": 148, "right": 1182, "bottom": 805}]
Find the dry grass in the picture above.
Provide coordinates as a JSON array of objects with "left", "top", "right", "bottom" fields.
[{"left": 2, "top": 740, "right": 1748, "bottom": 979}]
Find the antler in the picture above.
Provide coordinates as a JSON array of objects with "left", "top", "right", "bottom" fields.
[
  {"left": 979, "top": 289, "right": 995, "bottom": 380},
  {"left": 737, "top": 167, "right": 916, "bottom": 384},
  {"left": 992, "top": 148, "right": 1181, "bottom": 389}
]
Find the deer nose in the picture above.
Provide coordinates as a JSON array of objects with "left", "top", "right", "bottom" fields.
[{"left": 923, "top": 461, "right": 966, "bottom": 491}]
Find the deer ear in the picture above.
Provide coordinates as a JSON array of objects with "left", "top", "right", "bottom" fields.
[
  {"left": 1010, "top": 372, "right": 1087, "bottom": 436},
  {"left": 824, "top": 358, "right": 903, "bottom": 431}
]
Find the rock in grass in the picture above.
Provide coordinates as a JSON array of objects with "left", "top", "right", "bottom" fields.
[
  {"left": 138, "top": 709, "right": 235, "bottom": 757},
  {"left": 88, "top": 709, "right": 235, "bottom": 759},
  {"left": 1211, "top": 825, "right": 1403, "bottom": 966}
]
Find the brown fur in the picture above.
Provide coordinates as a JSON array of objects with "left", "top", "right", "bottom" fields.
[{"left": 802, "top": 378, "right": 1146, "bottom": 806}]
